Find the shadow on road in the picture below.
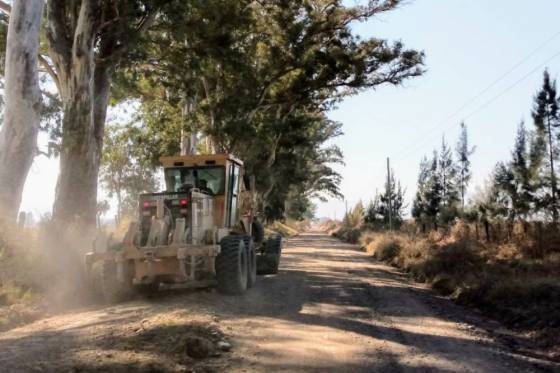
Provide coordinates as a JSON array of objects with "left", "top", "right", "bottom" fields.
[{"left": 0, "top": 233, "right": 555, "bottom": 372}]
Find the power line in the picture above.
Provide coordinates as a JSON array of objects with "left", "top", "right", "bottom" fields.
[
  {"left": 393, "top": 48, "right": 560, "bottom": 163},
  {"left": 391, "top": 30, "right": 560, "bottom": 162}
]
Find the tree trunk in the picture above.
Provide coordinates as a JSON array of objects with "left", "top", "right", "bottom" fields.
[
  {"left": 52, "top": 67, "right": 112, "bottom": 228},
  {"left": 50, "top": 1, "right": 99, "bottom": 228},
  {"left": 46, "top": 1, "right": 154, "bottom": 229},
  {"left": 0, "top": 0, "right": 44, "bottom": 223},
  {"left": 546, "top": 114, "right": 558, "bottom": 222},
  {"left": 93, "top": 65, "right": 112, "bottom": 170},
  {"left": 484, "top": 220, "right": 490, "bottom": 242}
]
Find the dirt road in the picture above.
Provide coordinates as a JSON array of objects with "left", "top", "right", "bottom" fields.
[{"left": 0, "top": 233, "right": 555, "bottom": 372}]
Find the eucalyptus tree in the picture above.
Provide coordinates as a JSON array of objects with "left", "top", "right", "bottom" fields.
[
  {"left": 0, "top": 0, "right": 44, "bottom": 223},
  {"left": 126, "top": 0, "right": 424, "bottom": 213},
  {"left": 44, "top": 0, "right": 167, "bottom": 228},
  {"left": 100, "top": 123, "right": 158, "bottom": 222}
]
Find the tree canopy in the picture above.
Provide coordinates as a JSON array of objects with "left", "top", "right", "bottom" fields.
[{"left": 111, "top": 0, "right": 424, "bottom": 219}]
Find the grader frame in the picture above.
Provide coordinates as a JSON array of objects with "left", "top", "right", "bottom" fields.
[{"left": 85, "top": 154, "right": 282, "bottom": 301}]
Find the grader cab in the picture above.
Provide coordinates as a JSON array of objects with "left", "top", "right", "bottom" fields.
[{"left": 85, "top": 154, "right": 282, "bottom": 302}]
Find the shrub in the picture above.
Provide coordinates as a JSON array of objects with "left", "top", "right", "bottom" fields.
[
  {"left": 365, "top": 234, "right": 402, "bottom": 261},
  {"left": 359, "top": 231, "right": 376, "bottom": 247},
  {"left": 420, "top": 239, "right": 483, "bottom": 279},
  {"left": 333, "top": 226, "right": 362, "bottom": 243}
]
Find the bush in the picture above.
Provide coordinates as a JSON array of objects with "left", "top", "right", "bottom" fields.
[
  {"left": 359, "top": 231, "right": 376, "bottom": 247},
  {"left": 332, "top": 227, "right": 362, "bottom": 243},
  {"left": 365, "top": 234, "right": 402, "bottom": 261},
  {"left": 358, "top": 220, "right": 560, "bottom": 351}
]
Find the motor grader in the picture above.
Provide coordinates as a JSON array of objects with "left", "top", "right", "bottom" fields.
[{"left": 85, "top": 153, "right": 282, "bottom": 302}]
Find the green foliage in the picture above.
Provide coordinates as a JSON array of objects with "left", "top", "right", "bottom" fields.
[
  {"left": 100, "top": 122, "right": 159, "bottom": 221},
  {"left": 412, "top": 151, "right": 445, "bottom": 230},
  {"left": 531, "top": 70, "right": 560, "bottom": 221},
  {"left": 413, "top": 130, "right": 475, "bottom": 229},
  {"left": 455, "top": 122, "right": 475, "bottom": 211},
  {"left": 284, "top": 189, "right": 317, "bottom": 221},
  {"left": 114, "top": 0, "right": 423, "bottom": 220},
  {"left": 471, "top": 71, "right": 560, "bottom": 226},
  {"left": 365, "top": 171, "right": 406, "bottom": 230}
]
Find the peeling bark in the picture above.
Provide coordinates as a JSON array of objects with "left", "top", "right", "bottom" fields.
[
  {"left": 45, "top": 1, "right": 157, "bottom": 228},
  {"left": 0, "top": 0, "right": 44, "bottom": 223},
  {"left": 50, "top": 0, "right": 99, "bottom": 227},
  {"left": 47, "top": 2, "right": 114, "bottom": 228}
]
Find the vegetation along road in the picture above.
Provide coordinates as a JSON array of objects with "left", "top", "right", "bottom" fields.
[{"left": 0, "top": 233, "right": 555, "bottom": 373}]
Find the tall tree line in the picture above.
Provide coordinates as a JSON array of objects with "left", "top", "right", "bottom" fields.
[
  {"left": 412, "top": 127, "right": 475, "bottom": 230},
  {"left": 103, "top": 0, "right": 424, "bottom": 221},
  {"left": 413, "top": 70, "right": 560, "bottom": 230},
  {"left": 0, "top": 0, "right": 424, "bottom": 227}
]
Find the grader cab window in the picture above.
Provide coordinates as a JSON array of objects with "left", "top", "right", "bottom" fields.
[
  {"left": 226, "top": 163, "right": 241, "bottom": 226},
  {"left": 164, "top": 166, "right": 226, "bottom": 195}
]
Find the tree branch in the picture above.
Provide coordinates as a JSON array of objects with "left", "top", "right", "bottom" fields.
[
  {"left": 46, "top": 0, "right": 72, "bottom": 63},
  {"left": 38, "top": 54, "right": 61, "bottom": 94},
  {"left": 0, "top": 0, "right": 11, "bottom": 14},
  {"left": 96, "top": 8, "right": 158, "bottom": 66}
]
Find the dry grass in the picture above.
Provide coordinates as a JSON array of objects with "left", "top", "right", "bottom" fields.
[
  {"left": 357, "top": 222, "right": 560, "bottom": 353},
  {"left": 320, "top": 220, "right": 340, "bottom": 235},
  {"left": 267, "top": 220, "right": 304, "bottom": 237},
  {"left": 0, "top": 222, "right": 101, "bottom": 331},
  {"left": 332, "top": 226, "right": 361, "bottom": 243},
  {"left": 0, "top": 225, "right": 47, "bottom": 331},
  {"left": 364, "top": 234, "right": 404, "bottom": 261}
]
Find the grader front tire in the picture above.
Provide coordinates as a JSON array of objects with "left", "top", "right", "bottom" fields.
[
  {"left": 257, "top": 235, "right": 282, "bottom": 275},
  {"left": 216, "top": 236, "right": 248, "bottom": 295},
  {"left": 246, "top": 237, "right": 257, "bottom": 289},
  {"left": 90, "top": 261, "right": 132, "bottom": 304}
]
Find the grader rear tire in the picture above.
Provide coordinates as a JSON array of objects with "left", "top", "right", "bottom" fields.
[
  {"left": 91, "top": 261, "right": 132, "bottom": 303},
  {"left": 134, "top": 282, "right": 160, "bottom": 297},
  {"left": 216, "top": 236, "right": 248, "bottom": 295}
]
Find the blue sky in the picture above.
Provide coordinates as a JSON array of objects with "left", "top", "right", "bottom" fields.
[
  {"left": 19, "top": 1, "right": 560, "bottom": 221},
  {"left": 315, "top": 0, "right": 560, "bottom": 218}
]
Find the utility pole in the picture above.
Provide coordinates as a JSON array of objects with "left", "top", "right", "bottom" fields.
[{"left": 387, "top": 157, "right": 393, "bottom": 232}]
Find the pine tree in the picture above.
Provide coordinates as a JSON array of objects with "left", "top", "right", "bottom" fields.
[
  {"left": 426, "top": 151, "right": 443, "bottom": 229},
  {"left": 412, "top": 156, "right": 430, "bottom": 231},
  {"left": 532, "top": 70, "right": 559, "bottom": 222},
  {"left": 364, "top": 192, "right": 381, "bottom": 227},
  {"left": 412, "top": 152, "right": 443, "bottom": 230},
  {"left": 376, "top": 172, "right": 406, "bottom": 229},
  {"left": 455, "top": 122, "right": 476, "bottom": 212},
  {"left": 492, "top": 123, "right": 542, "bottom": 223},
  {"left": 439, "top": 137, "right": 460, "bottom": 224},
  {"left": 366, "top": 174, "right": 406, "bottom": 231}
]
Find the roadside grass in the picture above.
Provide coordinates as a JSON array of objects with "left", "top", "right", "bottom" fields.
[
  {"left": 354, "top": 222, "right": 560, "bottom": 356},
  {"left": 0, "top": 222, "right": 100, "bottom": 332},
  {"left": 0, "top": 225, "right": 46, "bottom": 331},
  {"left": 266, "top": 219, "right": 306, "bottom": 237},
  {"left": 332, "top": 226, "right": 362, "bottom": 243},
  {"left": 320, "top": 219, "right": 340, "bottom": 235}
]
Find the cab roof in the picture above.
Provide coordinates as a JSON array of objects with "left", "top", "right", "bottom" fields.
[{"left": 159, "top": 153, "right": 243, "bottom": 168}]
